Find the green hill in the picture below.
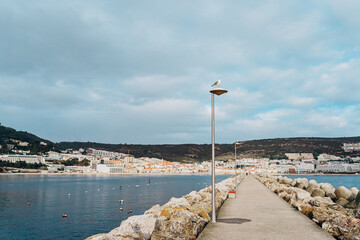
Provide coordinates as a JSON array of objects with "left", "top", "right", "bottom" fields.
[
  {"left": 0, "top": 124, "right": 55, "bottom": 154},
  {"left": 1, "top": 123, "right": 359, "bottom": 162}
]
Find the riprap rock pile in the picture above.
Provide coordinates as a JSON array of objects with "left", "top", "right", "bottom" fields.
[
  {"left": 254, "top": 174, "right": 360, "bottom": 240},
  {"left": 86, "top": 175, "right": 243, "bottom": 240}
]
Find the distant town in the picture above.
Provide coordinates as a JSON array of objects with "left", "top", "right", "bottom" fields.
[{"left": 1, "top": 137, "right": 360, "bottom": 175}]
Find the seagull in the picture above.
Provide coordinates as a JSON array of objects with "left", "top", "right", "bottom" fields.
[{"left": 211, "top": 78, "right": 221, "bottom": 87}]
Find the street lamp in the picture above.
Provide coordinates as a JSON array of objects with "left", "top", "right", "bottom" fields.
[
  {"left": 234, "top": 140, "right": 241, "bottom": 189},
  {"left": 210, "top": 82, "right": 227, "bottom": 223}
]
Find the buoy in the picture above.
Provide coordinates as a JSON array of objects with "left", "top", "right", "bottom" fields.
[
  {"left": 148, "top": 178, "right": 151, "bottom": 184},
  {"left": 62, "top": 214, "right": 67, "bottom": 218},
  {"left": 120, "top": 208, "right": 123, "bottom": 211},
  {"left": 130, "top": 210, "right": 133, "bottom": 213},
  {"left": 27, "top": 203, "right": 30, "bottom": 206}
]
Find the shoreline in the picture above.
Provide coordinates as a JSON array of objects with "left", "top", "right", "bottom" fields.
[{"left": 0, "top": 171, "right": 233, "bottom": 176}]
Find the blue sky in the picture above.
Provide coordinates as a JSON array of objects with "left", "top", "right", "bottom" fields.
[{"left": 1, "top": 0, "right": 360, "bottom": 144}]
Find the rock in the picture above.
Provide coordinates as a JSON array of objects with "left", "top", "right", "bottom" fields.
[
  {"left": 144, "top": 204, "right": 162, "bottom": 216},
  {"left": 311, "top": 188, "right": 325, "bottom": 198},
  {"left": 350, "top": 187, "right": 359, "bottom": 196},
  {"left": 84, "top": 234, "right": 112, "bottom": 240},
  {"left": 282, "top": 177, "right": 293, "bottom": 185},
  {"left": 345, "top": 192, "right": 360, "bottom": 209},
  {"left": 152, "top": 208, "right": 207, "bottom": 240},
  {"left": 322, "top": 215, "right": 360, "bottom": 239},
  {"left": 325, "top": 192, "right": 337, "bottom": 201},
  {"left": 185, "top": 191, "right": 202, "bottom": 205},
  {"left": 296, "top": 190, "right": 311, "bottom": 201},
  {"left": 336, "top": 197, "right": 349, "bottom": 207},
  {"left": 335, "top": 186, "right": 353, "bottom": 200},
  {"left": 164, "top": 197, "right": 191, "bottom": 209},
  {"left": 320, "top": 183, "right": 335, "bottom": 196},
  {"left": 298, "top": 203, "right": 315, "bottom": 218},
  {"left": 109, "top": 214, "right": 160, "bottom": 240},
  {"left": 308, "top": 179, "right": 319, "bottom": 188},
  {"left": 349, "top": 187, "right": 359, "bottom": 202},
  {"left": 279, "top": 192, "right": 291, "bottom": 202},
  {"left": 295, "top": 178, "right": 309, "bottom": 189}
]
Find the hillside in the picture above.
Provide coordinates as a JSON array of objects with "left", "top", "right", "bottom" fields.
[
  {"left": 0, "top": 124, "right": 55, "bottom": 154},
  {"left": 56, "top": 137, "right": 360, "bottom": 162},
  {"left": 1, "top": 124, "right": 359, "bottom": 162}
]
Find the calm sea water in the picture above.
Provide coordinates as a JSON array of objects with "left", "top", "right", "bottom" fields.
[
  {"left": 285, "top": 175, "right": 360, "bottom": 189},
  {"left": 0, "top": 174, "right": 229, "bottom": 240}
]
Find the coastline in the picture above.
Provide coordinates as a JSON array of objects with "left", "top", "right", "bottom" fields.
[{"left": 0, "top": 171, "right": 233, "bottom": 176}]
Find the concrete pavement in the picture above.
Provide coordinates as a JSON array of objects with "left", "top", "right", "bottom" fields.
[{"left": 197, "top": 175, "right": 334, "bottom": 240}]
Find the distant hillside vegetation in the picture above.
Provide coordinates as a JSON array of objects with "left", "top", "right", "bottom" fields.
[
  {"left": 1, "top": 123, "right": 359, "bottom": 162},
  {"left": 0, "top": 124, "right": 55, "bottom": 154},
  {"left": 56, "top": 137, "right": 360, "bottom": 162}
]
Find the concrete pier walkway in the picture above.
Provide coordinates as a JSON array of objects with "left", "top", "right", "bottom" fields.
[{"left": 197, "top": 176, "right": 334, "bottom": 240}]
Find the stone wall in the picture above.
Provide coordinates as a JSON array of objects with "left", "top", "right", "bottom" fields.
[
  {"left": 86, "top": 175, "right": 243, "bottom": 240},
  {"left": 254, "top": 174, "right": 360, "bottom": 240}
]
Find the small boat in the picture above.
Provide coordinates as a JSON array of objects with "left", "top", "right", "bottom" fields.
[{"left": 62, "top": 214, "right": 67, "bottom": 218}]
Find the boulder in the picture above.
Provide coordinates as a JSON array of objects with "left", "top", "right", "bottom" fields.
[
  {"left": 345, "top": 192, "right": 360, "bottom": 209},
  {"left": 336, "top": 197, "right": 349, "bottom": 207},
  {"left": 152, "top": 208, "right": 207, "bottom": 240},
  {"left": 279, "top": 192, "right": 291, "bottom": 202},
  {"left": 308, "top": 179, "right": 319, "bottom": 189},
  {"left": 298, "top": 203, "right": 315, "bottom": 218},
  {"left": 335, "top": 186, "right": 353, "bottom": 200},
  {"left": 306, "top": 180, "right": 320, "bottom": 195},
  {"left": 311, "top": 188, "right": 325, "bottom": 198},
  {"left": 185, "top": 191, "right": 202, "bottom": 205},
  {"left": 296, "top": 190, "right": 311, "bottom": 201},
  {"left": 282, "top": 177, "right": 293, "bottom": 185},
  {"left": 295, "top": 178, "right": 309, "bottom": 189},
  {"left": 322, "top": 215, "right": 360, "bottom": 239},
  {"left": 108, "top": 214, "right": 160, "bottom": 240},
  {"left": 320, "top": 183, "right": 335, "bottom": 195},
  {"left": 349, "top": 187, "right": 359, "bottom": 202}
]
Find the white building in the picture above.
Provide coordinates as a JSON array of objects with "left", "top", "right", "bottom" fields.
[
  {"left": 0, "top": 155, "right": 45, "bottom": 164},
  {"left": 97, "top": 164, "right": 123, "bottom": 173},
  {"left": 295, "top": 163, "right": 315, "bottom": 173}
]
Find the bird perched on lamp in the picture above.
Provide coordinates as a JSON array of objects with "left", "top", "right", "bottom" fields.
[{"left": 211, "top": 78, "right": 221, "bottom": 87}]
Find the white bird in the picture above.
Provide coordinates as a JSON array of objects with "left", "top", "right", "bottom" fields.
[{"left": 211, "top": 78, "right": 221, "bottom": 87}]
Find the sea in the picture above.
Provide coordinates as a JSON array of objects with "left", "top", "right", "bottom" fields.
[
  {"left": 285, "top": 175, "right": 360, "bottom": 189},
  {"left": 0, "top": 174, "right": 229, "bottom": 240}
]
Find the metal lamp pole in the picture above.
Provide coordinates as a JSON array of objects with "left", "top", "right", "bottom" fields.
[
  {"left": 210, "top": 86, "right": 227, "bottom": 223},
  {"left": 234, "top": 141, "right": 240, "bottom": 189}
]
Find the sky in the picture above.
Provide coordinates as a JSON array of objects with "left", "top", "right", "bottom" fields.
[{"left": 1, "top": 0, "right": 360, "bottom": 144}]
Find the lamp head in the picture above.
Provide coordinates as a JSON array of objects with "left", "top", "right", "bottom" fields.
[{"left": 210, "top": 88, "right": 228, "bottom": 96}]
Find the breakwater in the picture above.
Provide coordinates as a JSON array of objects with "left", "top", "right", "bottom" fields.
[
  {"left": 254, "top": 174, "right": 360, "bottom": 239},
  {"left": 86, "top": 175, "right": 243, "bottom": 240}
]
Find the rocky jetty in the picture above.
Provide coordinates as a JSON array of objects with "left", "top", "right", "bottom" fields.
[
  {"left": 254, "top": 174, "right": 360, "bottom": 240},
  {"left": 86, "top": 175, "right": 243, "bottom": 240}
]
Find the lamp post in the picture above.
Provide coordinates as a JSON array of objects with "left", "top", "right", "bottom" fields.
[
  {"left": 210, "top": 85, "right": 227, "bottom": 223},
  {"left": 234, "top": 141, "right": 241, "bottom": 189}
]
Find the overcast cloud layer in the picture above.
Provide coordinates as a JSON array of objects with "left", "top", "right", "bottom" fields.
[{"left": 1, "top": 1, "right": 360, "bottom": 144}]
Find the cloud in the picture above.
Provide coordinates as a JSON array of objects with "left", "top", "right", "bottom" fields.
[{"left": 0, "top": 0, "right": 360, "bottom": 144}]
